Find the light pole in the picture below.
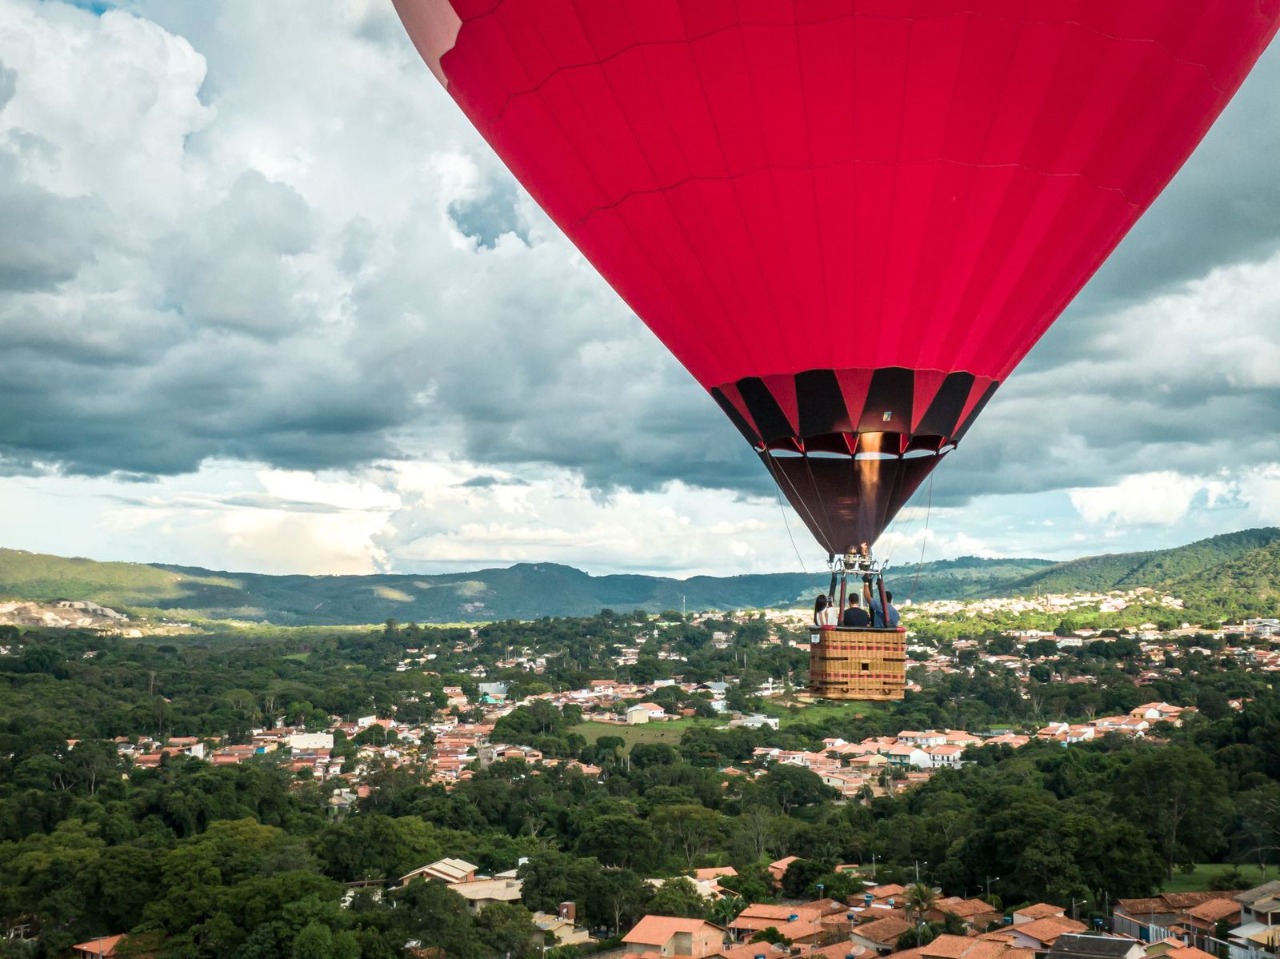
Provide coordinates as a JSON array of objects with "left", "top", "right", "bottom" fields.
[
  {"left": 914, "top": 860, "right": 927, "bottom": 884},
  {"left": 985, "top": 876, "right": 999, "bottom": 898}
]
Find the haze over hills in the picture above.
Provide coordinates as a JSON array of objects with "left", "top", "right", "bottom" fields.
[{"left": 1, "top": 527, "right": 1278, "bottom": 625}]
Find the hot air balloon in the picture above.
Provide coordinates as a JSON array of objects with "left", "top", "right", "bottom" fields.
[{"left": 392, "top": 2, "right": 1279, "bottom": 698}]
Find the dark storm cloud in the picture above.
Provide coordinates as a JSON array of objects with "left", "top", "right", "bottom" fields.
[
  {"left": 459, "top": 475, "right": 528, "bottom": 488},
  {"left": 0, "top": 154, "right": 106, "bottom": 293}
]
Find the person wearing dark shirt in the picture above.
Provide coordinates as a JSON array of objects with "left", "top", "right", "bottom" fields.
[
  {"left": 841, "top": 595, "right": 870, "bottom": 627},
  {"left": 863, "top": 579, "right": 901, "bottom": 628}
]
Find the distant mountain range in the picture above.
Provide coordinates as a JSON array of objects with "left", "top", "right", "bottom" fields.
[{"left": 2, "top": 527, "right": 1279, "bottom": 626}]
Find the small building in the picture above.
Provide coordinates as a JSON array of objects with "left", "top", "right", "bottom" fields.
[
  {"left": 447, "top": 878, "right": 523, "bottom": 915},
  {"left": 1046, "top": 935, "right": 1147, "bottom": 959},
  {"left": 623, "top": 916, "right": 724, "bottom": 959},
  {"left": 626, "top": 704, "right": 652, "bottom": 725},
  {"left": 892, "top": 933, "right": 1033, "bottom": 959},
  {"left": 400, "top": 857, "right": 478, "bottom": 886},
  {"left": 1015, "top": 905, "right": 1068, "bottom": 926},
  {"left": 71, "top": 936, "right": 132, "bottom": 958},
  {"left": 1005, "top": 917, "right": 1088, "bottom": 954},
  {"left": 848, "top": 915, "right": 914, "bottom": 955}
]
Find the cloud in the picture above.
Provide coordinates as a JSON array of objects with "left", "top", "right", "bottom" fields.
[
  {"left": 0, "top": 0, "right": 766, "bottom": 498},
  {"left": 1, "top": 0, "right": 1279, "bottom": 575}
]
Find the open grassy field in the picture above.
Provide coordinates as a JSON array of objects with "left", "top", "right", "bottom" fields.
[
  {"left": 569, "top": 696, "right": 890, "bottom": 753},
  {"left": 764, "top": 699, "right": 891, "bottom": 727},
  {"left": 569, "top": 718, "right": 718, "bottom": 751},
  {"left": 1160, "top": 863, "right": 1272, "bottom": 893}
]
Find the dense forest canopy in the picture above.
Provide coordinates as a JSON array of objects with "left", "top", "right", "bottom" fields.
[{"left": 0, "top": 609, "right": 1278, "bottom": 958}]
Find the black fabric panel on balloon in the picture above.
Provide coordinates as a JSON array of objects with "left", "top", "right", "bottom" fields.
[
  {"left": 916, "top": 372, "right": 976, "bottom": 438},
  {"left": 759, "top": 453, "right": 944, "bottom": 555},
  {"left": 954, "top": 380, "right": 1001, "bottom": 441},
  {"left": 711, "top": 387, "right": 763, "bottom": 446},
  {"left": 796, "top": 369, "right": 852, "bottom": 437},
  {"left": 886, "top": 455, "right": 946, "bottom": 520},
  {"left": 737, "top": 377, "right": 796, "bottom": 443},
  {"left": 858, "top": 368, "right": 916, "bottom": 434}
]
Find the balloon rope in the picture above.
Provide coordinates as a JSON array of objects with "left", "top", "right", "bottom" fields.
[
  {"left": 908, "top": 472, "right": 935, "bottom": 604},
  {"left": 801, "top": 452, "right": 838, "bottom": 554},
  {"left": 760, "top": 452, "right": 810, "bottom": 574}
]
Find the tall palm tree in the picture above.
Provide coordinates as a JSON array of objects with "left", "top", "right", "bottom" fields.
[{"left": 905, "top": 882, "right": 937, "bottom": 941}]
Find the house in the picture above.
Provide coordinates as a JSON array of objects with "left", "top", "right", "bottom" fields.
[
  {"left": 1227, "top": 882, "right": 1280, "bottom": 959},
  {"left": 72, "top": 937, "right": 126, "bottom": 958},
  {"left": 891, "top": 933, "right": 1034, "bottom": 959},
  {"left": 848, "top": 915, "right": 914, "bottom": 954},
  {"left": 1113, "top": 894, "right": 1241, "bottom": 944},
  {"left": 928, "top": 897, "right": 1002, "bottom": 931},
  {"left": 446, "top": 878, "right": 523, "bottom": 915},
  {"left": 924, "top": 745, "right": 967, "bottom": 769},
  {"left": 1015, "top": 905, "right": 1068, "bottom": 926},
  {"left": 1129, "top": 703, "right": 1193, "bottom": 726},
  {"left": 714, "top": 942, "right": 865, "bottom": 959},
  {"left": 626, "top": 705, "right": 652, "bottom": 725},
  {"left": 1182, "top": 897, "right": 1241, "bottom": 949},
  {"left": 1046, "top": 935, "right": 1146, "bottom": 959},
  {"left": 727, "top": 903, "right": 838, "bottom": 945},
  {"left": 533, "top": 910, "right": 592, "bottom": 947},
  {"left": 886, "top": 745, "right": 930, "bottom": 768},
  {"left": 1153, "top": 947, "right": 1219, "bottom": 959},
  {"left": 1236, "top": 882, "right": 1280, "bottom": 927},
  {"left": 399, "top": 857, "right": 478, "bottom": 886},
  {"left": 1005, "top": 917, "right": 1088, "bottom": 953},
  {"left": 866, "top": 884, "right": 907, "bottom": 905},
  {"left": 622, "top": 916, "right": 724, "bottom": 958},
  {"left": 767, "top": 856, "right": 802, "bottom": 885}
]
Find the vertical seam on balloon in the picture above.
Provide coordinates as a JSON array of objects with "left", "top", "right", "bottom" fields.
[
  {"left": 513, "top": 2, "right": 719, "bottom": 381},
  {"left": 792, "top": 2, "right": 835, "bottom": 376},
  {"left": 597, "top": 10, "right": 743, "bottom": 383},
  {"left": 936, "top": 9, "right": 1023, "bottom": 376},
  {"left": 907, "top": 8, "right": 973, "bottom": 375},
  {"left": 730, "top": 15, "right": 798, "bottom": 377},
  {"left": 957, "top": 14, "right": 1064, "bottom": 376},
  {"left": 678, "top": 18, "right": 773, "bottom": 383},
  {"left": 682, "top": 16, "right": 779, "bottom": 381},
  {"left": 877, "top": 5, "right": 914, "bottom": 369}
]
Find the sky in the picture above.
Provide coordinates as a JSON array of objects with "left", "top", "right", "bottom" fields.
[{"left": 2, "top": 1, "right": 1280, "bottom": 579}]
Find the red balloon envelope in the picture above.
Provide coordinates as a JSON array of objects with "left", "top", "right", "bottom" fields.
[{"left": 393, "top": 0, "right": 1279, "bottom": 556}]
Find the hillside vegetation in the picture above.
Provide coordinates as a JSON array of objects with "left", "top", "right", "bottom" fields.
[{"left": 1, "top": 527, "right": 1279, "bottom": 625}]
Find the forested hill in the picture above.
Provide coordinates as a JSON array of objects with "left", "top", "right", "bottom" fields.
[
  {"left": 1000, "top": 528, "right": 1280, "bottom": 596},
  {"left": 0, "top": 527, "right": 1278, "bottom": 624}
]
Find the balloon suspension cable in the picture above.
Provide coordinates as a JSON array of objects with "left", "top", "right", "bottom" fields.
[
  {"left": 762, "top": 449, "right": 823, "bottom": 575},
  {"left": 767, "top": 466, "right": 808, "bottom": 575},
  {"left": 909, "top": 472, "right": 935, "bottom": 604}
]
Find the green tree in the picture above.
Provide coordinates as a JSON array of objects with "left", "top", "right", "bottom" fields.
[
  {"left": 648, "top": 878, "right": 710, "bottom": 920},
  {"left": 651, "top": 805, "right": 725, "bottom": 868},
  {"left": 1114, "top": 746, "right": 1232, "bottom": 878},
  {"left": 476, "top": 902, "right": 542, "bottom": 959},
  {"left": 759, "top": 765, "right": 836, "bottom": 814}
]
